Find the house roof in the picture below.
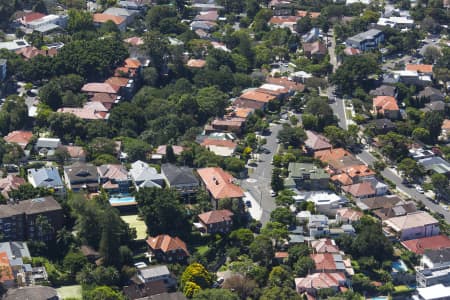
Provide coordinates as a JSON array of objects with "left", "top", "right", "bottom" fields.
[
  {"left": 343, "top": 47, "right": 361, "bottom": 56},
  {"left": 305, "top": 130, "right": 332, "bottom": 151},
  {"left": 373, "top": 96, "right": 399, "bottom": 113},
  {"left": 419, "top": 156, "right": 450, "bottom": 174},
  {"left": 0, "top": 175, "right": 26, "bottom": 198},
  {"left": 233, "top": 98, "right": 266, "bottom": 110},
  {"left": 197, "top": 167, "right": 244, "bottom": 200},
  {"left": 125, "top": 58, "right": 141, "bottom": 69},
  {"left": 342, "top": 164, "right": 375, "bottom": 178},
  {"left": 4, "top": 130, "right": 33, "bottom": 147},
  {"left": 0, "top": 242, "right": 30, "bottom": 265},
  {"left": 93, "top": 13, "right": 126, "bottom": 25},
  {"left": 161, "top": 164, "right": 198, "bottom": 187},
  {"left": 36, "top": 137, "right": 60, "bottom": 149},
  {"left": 58, "top": 105, "right": 109, "bottom": 120},
  {"left": 28, "top": 167, "right": 63, "bottom": 188},
  {"left": 310, "top": 238, "right": 340, "bottom": 253},
  {"left": 146, "top": 235, "right": 189, "bottom": 255},
  {"left": 4, "top": 286, "right": 58, "bottom": 300},
  {"left": 418, "top": 86, "right": 444, "bottom": 100},
  {"left": 406, "top": 64, "right": 433, "bottom": 73},
  {"left": 303, "top": 41, "right": 327, "bottom": 55},
  {"left": 336, "top": 208, "right": 363, "bottom": 222},
  {"left": 239, "top": 90, "right": 276, "bottom": 103},
  {"left": 194, "top": 10, "right": 219, "bottom": 22},
  {"left": 297, "top": 10, "right": 321, "bottom": 18},
  {"left": 81, "top": 82, "right": 121, "bottom": 94},
  {"left": 357, "top": 195, "right": 404, "bottom": 210},
  {"left": 106, "top": 76, "right": 130, "bottom": 88},
  {"left": 20, "top": 12, "right": 46, "bottom": 24},
  {"left": 198, "top": 209, "right": 233, "bottom": 225},
  {"left": 0, "top": 252, "right": 14, "bottom": 282},
  {"left": 231, "top": 107, "right": 254, "bottom": 119},
  {"left": 201, "top": 139, "right": 237, "bottom": 149},
  {"left": 295, "top": 272, "right": 345, "bottom": 291},
  {"left": 311, "top": 253, "right": 341, "bottom": 271},
  {"left": 423, "top": 248, "right": 450, "bottom": 264},
  {"left": 373, "top": 202, "right": 417, "bottom": 220},
  {"left": 98, "top": 164, "right": 128, "bottom": 181},
  {"left": 342, "top": 182, "right": 375, "bottom": 197},
  {"left": 442, "top": 119, "right": 450, "bottom": 130},
  {"left": 211, "top": 118, "right": 245, "bottom": 128},
  {"left": 401, "top": 235, "right": 450, "bottom": 254},
  {"left": 63, "top": 162, "right": 99, "bottom": 183},
  {"left": 314, "top": 148, "right": 353, "bottom": 163},
  {"left": 423, "top": 100, "right": 445, "bottom": 112},
  {"left": 124, "top": 36, "right": 144, "bottom": 46},
  {"left": 265, "top": 76, "right": 305, "bottom": 91},
  {"left": 269, "top": 16, "right": 299, "bottom": 24},
  {"left": 91, "top": 93, "right": 119, "bottom": 104},
  {"left": 15, "top": 46, "right": 58, "bottom": 60},
  {"left": 383, "top": 211, "right": 438, "bottom": 232},
  {"left": 130, "top": 160, "right": 165, "bottom": 183},
  {"left": 370, "top": 85, "right": 396, "bottom": 97},
  {"left": 331, "top": 173, "right": 353, "bottom": 186},
  {"left": 156, "top": 145, "right": 184, "bottom": 156},
  {"left": 63, "top": 145, "right": 87, "bottom": 159},
  {"left": 0, "top": 196, "right": 62, "bottom": 219},
  {"left": 138, "top": 265, "right": 170, "bottom": 280}
]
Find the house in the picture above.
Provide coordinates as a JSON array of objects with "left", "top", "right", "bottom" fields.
[
  {"left": 235, "top": 90, "right": 277, "bottom": 110},
  {"left": 417, "top": 87, "right": 445, "bottom": 102},
  {"left": 295, "top": 272, "right": 346, "bottom": 296},
  {"left": 308, "top": 214, "right": 329, "bottom": 238},
  {"left": 197, "top": 167, "right": 244, "bottom": 208},
  {"left": 416, "top": 266, "right": 450, "bottom": 288},
  {"left": 307, "top": 192, "right": 348, "bottom": 216},
  {"left": 366, "top": 118, "right": 396, "bottom": 134},
  {"left": 35, "top": 137, "right": 61, "bottom": 157},
  {"left": 63, "top": 162, "right": 99, "bottom": 192},
  {"left": 186, "top": 59, "right": 206, "bottom": 68},
  {"left": 377, "top": 16, "right": 414, "bottom": 29},
  {"left": 136, "top": 265, "right": 176, "bottom": 286},
  {"left": 370, "top": 85, "right": 397, "bottom": 97},
  {"left": 105, "top": 76, "right": 136, "bottom": 99},
  {"left": 393, "top": 70, "right": 432, "bottom": 87},
  {"left": 210, "top": 118, "right": 246, "bottom": 134},
  {"left": 93, "top": 13, "right": 127, "bottom": 31},
  {"left": 0, "top": 59, "right": 6, "bottom": 81},
  {"left": 61, "top": 145, "right": 87, "bottom": 162},
  {"left": 285, "top": 163, "right": 330, "bottom": 190},
  {"left": 3, "top": 286, "right": 58, "bottom": 300},
  {"left": 413, "top": 284, "right": 450, "bottom": 300},
  {"left": 418, "top": 156, "right": 450, "bottom": 175},
  {"left": 345, "top": 29, "right": 384, "bottom": 51},
  {"left": 155, "top": 145, "right": 184, "bottom": 157},
  {"left": 97, "top": 164, "right": 130, "bottom": 194},
  {"left": 0, "top": 252, "right": 15, "bottom": 288},
  {"left": 161, "top": 164, "right": 199, "bottom": 198},
  {"left": 314, "top": 148, "right": 361, "bottom": 173},
  {"left": 330, "top": 224, "right": 356, "bottom": 237},
  {"left": 303, "top": 41, "right": 327, "bottom": 59},
  {"left": 310, "top": 253, "right": 347, "bottom": 273},
  {"left": 373, "top": 202, "right": 417, "bottom": 220},
  {"left": 80, "top": 245, "right": 100, "bottom": 263},
  {"left": 257, "top": 83, "right": 291, "bottom": 99},
  {"left": 58, "top": 102, "right": 109, "bottom": 121},
  {"left": 190, "top": 20, "right": 216, "bottom": 32},
  {"left": 123, "top": 280, "right": 167, "bottom": 300},
  {"left": 0, "top": 39, "right": 30, "bottom": 52},
  {"left": 129, "top": 160, "right": 166, "bottom": 190},
  {"left": 0, "top": 197, "right": 63, "bottom": 241},
  {"left": 197, "top": 209, "right": 234, "bottom": 234},
  {"left": 335, "top": 208, "right": 363, "bottom": 224},
  {"left": 421, "top": 248, "right": 450, "bottom": 269},
  {"left": 372, "top": 96, "right": 400, "bottom": 119},
  {"left": 146, "top": 235, "right": 189, "bottom": 262},
  {"left": 103, "top": 7, "right": 138, "bottom": 25},
  {"left": 343, "top": 47, "right": 361, "bottom": 56},
  {"left": 201, "top": 139, "right": 237, "bottom": 157},
  {"left": 406, "top": 64, "right": 433, "bottom": 76},
  {"left": 340, "top": 164, "right": 376, "bottom": 183},
  {"left": 4, "top": 130, "right": 33, "bottom": 149},
  {"left": 27, "top": 167, "right": 65, "bottom": 196},
  {"left": 342, "top": 182, "right": 376, "bottom": 199},
  {"left": 302, "top": 27, "right": 320, "bottom": 43},
  {"left": 0, "top": 175, "right": 26, "bottom": 199},
  {"left": 439, "top": 119, "right": 450, "bottom": 142},
  {"left": 268, "top": 16, "right": 299, "bottom": 32},
  {"left": 422, "top": 101, "right": 446, "bottom": 113},
  {"left": 194, "top": 10, "right": 219, "bottom": 22},
  {"left": 383, "top": 211, "right": 440, "bottom": 241},
  {"left": 310, "top": 238, "right": 340, "bottom": 253},
  {"left": 304, "top": 130, "right": 332, "bottom": 154},
  {"left": 265, "top": 76, "right": 305, "bottom": 93},
  {"left": 81, "top": 82, "right": 121, "bottom": 96},
  {"left": 297, "top": 10, "right": 321, "bottom": 18},
  {"left": 401, "top": 235, "right": 450, "bottom": 254}
]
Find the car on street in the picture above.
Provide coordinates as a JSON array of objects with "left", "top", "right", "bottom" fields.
[
  {"left": 270, "top": 190, "right": 277, "bottom": 197},
  {"left": 415, "top": 185, "right": 424, "bottom": 193},
  {"left": 134, "top": 262, "right": 147, "bottom": 269},
  {"left": 245, "top": 200, "right": 252, "bottom": 208}
]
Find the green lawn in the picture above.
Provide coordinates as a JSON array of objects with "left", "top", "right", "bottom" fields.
[
  {"left": 195, "top": 245, "right": 210, "bottom": 256},
  {"left": 121, "top": 215, "right": 147, "bottom": 240},
  {"left": 57, "top": 285, "right": 82, "bottom": 299}
]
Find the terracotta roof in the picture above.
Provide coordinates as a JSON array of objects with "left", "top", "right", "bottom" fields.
[
  {"left": 156, "top": 145, "right": 184, "bottom": 156},
  {"left": 0, "top": 175, "right": 26, "bottom": 199},
  {"left": 124, "top": 36, "right": 144, "bottom": 46},
  {"left": 0, "top": 252, "right": 13, "bottom": 283},
  {"left": 240, "top": 90, "right": 276, "bottom": 103},
  {"left": 305, "top": 130, "right": 332, "bottom": 151},
  {"left": 311, "top": 253, "right": 337, "bottom": 271},
  {"left": 186, "top": 59, "right": 206, "bottom": 68},
  {"left": 211, "top": 118, "right": 245, "bottom": 128},
  {"left": 331, "top": 173, "right": 353, "bottom": 186},
  {"left": 195, "top": 10, "right": 219, "bottom": 22},
  {"left": 93, "top": 13, "right": 126, "bottom": 25},
  {"left": 81, "top": 83, "right": 120, "bottom": 94},
  {"left": 201, "top": 139, "right": 237, "bottom": 149},
  {"left": 297, "top": 10, "right": 321, "bottom": 18},
  {"left": 344, "top": 47, "right": 361, "bottom": 56},
  {"left": 97, "top": 164, "right": 128, "bottom": 181},
  {"left": 295, "top": 272, "right": 345, "bottom": 291},
  {"left": 383, "top": 211, "right": 438, "bottom": 231},
  {"left": 269, "top": 16, "right": 299, "bottom": 24},
  {"left": 303, "top": 41, "right": 327, "bottom": 55},
  {"left": 20, "top": 12, "right": 46, "bottom": 24},
  {"left": 275, "top": 251, "right": 289, "bottom": 258},
  {"left": 146, "top": 235, "right": 189, "bottom": 255},
  {"left": 16, "top": 46, "right": 57, "bottom": 60},
  {"left": 125, "top": 58, "right": 141, "bottom": 69},
  {"left": 197, "top": 167, "right": 244, "bottom": 200},
  {"left": 198, "top": 209, "right": 234, "bottom": 225},
  {"left": 401, "top": 235, "right": 450, "bottom": 254},
  {"left": 57, "top": 102, "right": 109, "bottom": 120},
  {"left": 442, "top": 119, "right": 450, "bottom": 130},
  {"left": 314, "top": 148, "right": 353, "bottom": 163},
  {"left": 310, "top": 239, "right": 340, "bottom": 253},
  {"left": 266, "top": 77, "right": 305, "bottom": 91},
  {"left": 4, "top": 130, "right": 33, "bottom": 148},
  {"left": 233, "top": 98, "right": 266, "bottom": 110},
  {"left": 373, "top": 96, "right": 399, "bottom": 114},
  {"left": 342, "top": 165, "right": 375, "bottom": 178},
  {"left": 336, "top": 208, "right": 363, "bottom": 222},
  {"left": 232, "top": 107, "right": 254, "bottom": 118},
  {"left": 106, "top": 76, "right": 130, "bottom": 88},
  {"left": 406, "top": 64, "right": 433, "bottom": 73},
  {"left": 91, "top": 93, "right": 118, "bottom": 104},
  {"left": 342, "top": 182, "right": 375, "bottom": 197}
]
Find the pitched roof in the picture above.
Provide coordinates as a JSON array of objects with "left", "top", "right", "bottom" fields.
[
  {"left": 297, "top": 10, "right": 321, "bottom": 18},
  {"left": 233, "top": 98, "right": 266, "bottom": 110},
  {"left": 269, "top": 16, "right": 300, "bottom": 24},
  {"left": 63, "top": 145, "right": 87, "bottom": 159},
  {"left": 314, "top": 148, "right": 352, "bottom": 163},
  {"left": 331, "top": 173, "right": 353, "bottom": 186},
  {"left": 310, "top": 238, "right": 340, "bottom": 253},
  {"left": 370, "top": 85, "right": 396, "bottom": 97},
  {"left": 20, "top": 12, "right": 46, "bottom": 23},
  {"left": 310, "top": 253, "right": 338, "bottom": 271},
  {"left": 28, "top": 167, "right": 63, "bottom": 188},
  {"left": 401, "top": 235, "right": 450, "bottom": 254},
  {"left": 4, "top": 130, "right": 33, "bottom": 148},
  {"left": 295, "top": 272, "right": 345, "bottom": 291},
  {"left": 305, "top": 130, "right": 332, "bottom": 151},
  {"left": 81, "top": 83, "right": 120, "bottom": 94},
  {"left": 124, "top": 36, "right": 144, "bottom": 46},
  {"left": 406, "top": 64, "right": 433, "bottom": 73},
  {"left": 197, "top": 167, "right": 244, "bottom": 200},
  {"left": 336, "top": 208, "right": 363, "bottom": 222},
  {"left": 442, "top": 119, "right": 450, "bottom": 130},
  {"left": 358, "top": 195, "right": 404, "bottom": 210},
  {"left": 194, "top": 10, "right": 219, "bottom": 22},
  {"left": 0, "top": 252, "right": 14, "bottom": 282},
  {"left": 3, "top": 286, "right": 58, "bottom": 300},
  {"left": 342, "top": 182, "right": 375, "bottom": 197},
  {"left": 15, "top": 46, "right": 57, "bottom": 60},
  {"left": 373, "top": 96, "right": 399, "bottom": 113},
  {"left": 58, "top": 105, "right": 109, "bottom": 120},
  {"left": 239, "top": 90, "right": 276, "bottom": 103},
  {"left": 0, "top": 175, "right": 26, "bottom": 199},
  {"left": 98, "top": 164, "right": 128, "bottom": 181},
  {"left": 0, "top": 196, "right": 62, "bottom": 219},
  {"left": 373, "top": 202, "right": 417, "bottom": 220},
  {"left": 93, "top": 13, "right": 126, "bottom": 25},
  {"left": 423, "top": 247, "right": 450, "bottom": 264},
  {"left": 186, "top": 58, "right": 207, "bottom": 68},
  {"left": 124, "top": 58, "right": 141, "bottom": 69},
  {"left": 63, "top": 162, "right": 99, "bottom": 183},
  {"left": 344, "top": 47, "right": 361, "bottom": 56},
  {"left": 146, "top": 235, "right": 189, "bottom": 255},
  {"left": 303, "top": 41, "right": 327, "bottom": 55},
  {"left": 265, "top": 76, "right": 305, "bottom": 92},
  {"left": 341, "top": 164, "right": 375, "bottom": 178},
  {"left": 201, "top": 139, "right": 237, "bottom": 149},
  {"left": 156, "top": 145, "right": 184, "bottom": 156},
  {"left": 198, "top": 209, "right": 234, "bottom": 225},
  {"left": 384, "top": 211, "right": 438, "bottom": 231},
  {"left": 129, "top": 160, "right": 165, "bottom": 183},
  {"left": 161, "top": 164, "right": 198, "bottom": 186}
]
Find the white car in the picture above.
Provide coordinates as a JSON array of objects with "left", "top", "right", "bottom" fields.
[
  {"left": 415, "top": 185, "right": 424, "bottom": 194},
  {"left": 270, "top": 190, "right": 277, "bottom": 197},
  {"left": 134, "top": 262, "right": 147, "bottom": 269}
]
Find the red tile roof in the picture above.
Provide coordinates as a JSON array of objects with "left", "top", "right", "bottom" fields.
[
  {"left": 0, "top": 175, "right": 26, "bottom": 199},
  {"left": 4, "top": 130, "right": 33, "bottom": 148},
  {"left": 310, "top": 239, "right": 340, "bottom": 253},
  {"left": 93, "top": 13, "right": 126, "bottom": 25},
  {"left": 240, "top": 90, "right": 276, "bottom": 103},
  {"left": 20, "top": 12, "right": 46, "bottom": 24},
  {"left": 305, "top": 130, "right": 332, "bottom": 152},
  {"left": 401, "top": 235, "right": 450, "bottom": 254},
  {"left": 373, "top": 96, "right": 399, "bottom": 114},
  {"left": 156, "top": 145, "right": 184, "bottom": 156},
  {"left": 197, "top": 167, "right": 244, "bottom": 200},
  {"left": 297, "top": 10, "right": 321, "bottom": 18},
  {"left": 342, "top": 182, "right": 375, "bottom": 198},
  {"left": 266, "top": 77, "right": 305, "bottom": 92},
  {"left": 124, "top": 58, "right": 141, "bottom": 69},
  {"left": 146, "top": 235, "right": 189, "bottom": 255},
  {"left": 406, "top": 64, "right": 433, "bottom": 73},
  {"left": 124, "top": 36, "right": 144, "bottom": 46},
  {"left": 269, "top": 16, "right": 300, "bottom": 24},
  {"left": 275, "top": 251, "right": 289, "bottom": 258},
  {"left": 187, "top": 59, "right": 206, "bottom": 68},
  {"left": 0, "top": 252, "right": 13, "bottom": 283},
  {"left": 341, "top": 165, "right": 376, "bottom": 179},
  {"left": 15, "top": 46, "right": 58, "bottom": 60},
  {"left": 64, "top": 145, "right": 87, "bottom": 159},
  {"left": 106, "top": 76, "right": 130, "bottom": 87},
  {"left": 295, "top": 272, "right": 345, "bottom": 291},
  {"left": 198, "top": 209, "right": 233, "bottom": 225},
  {"left": 331, "top": 173, "right": 353, "bottom": 186},
  {"left": 311, "top": 253, "right": 337, "bottom": 271},
  {"left": 201, "top": 139, "right": 237, "bottom": 149},
  {"left": 81, "top": 83, "right": 120, "bottom": 94},
  {"left": 314, "top": 148, "right": 353, "bottom": 163},
  {"left": 336, "top": 208, "right": 363, "bottom": 222}
]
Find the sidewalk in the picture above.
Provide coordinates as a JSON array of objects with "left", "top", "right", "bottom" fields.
[{"left": 244, "top": 192, "right": 263, "bottom": 221}]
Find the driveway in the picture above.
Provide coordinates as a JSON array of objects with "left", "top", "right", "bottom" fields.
[
  {"left": 357, "top": 150, "right": 450, "bottom": 223},
  {"left": 240, "top": 123, "right": 282, "bottom": 225}
]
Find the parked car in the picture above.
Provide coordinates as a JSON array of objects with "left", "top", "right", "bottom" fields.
[
  {"left": 134, "top": 262, "right": 147, "bottom": 269},
  {"left": 245, "top": 200, "right": 252, "bottom": 208},
  {"left": 270, "top": 190, "right": 277, "bottom": 197},
  {"left": 415, "top": 185, "right": 424, "bottom": 193}
]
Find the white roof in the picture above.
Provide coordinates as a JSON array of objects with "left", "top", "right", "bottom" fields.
[
  {"left": 307, "top": 192, "right": 344, "bottom": 205},
  {"left": 259, "top": 83, "right": 285, "bottom": 91},
  {"left": 0, "top": 39, "right": 29, "bottom": 51},
  {"left": 416, "top": 284, "right": 450, "bottom": 300}
]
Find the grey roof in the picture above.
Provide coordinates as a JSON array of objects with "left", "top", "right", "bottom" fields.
[
  {"left": 28, "top": 167, "right": 63, "bottom": 188},
  {"left": 357, "top": 195, "right": 404, "bottom": 210},
  {"left": 0, "top": 241, "right": 30, "bottom": 260},
  {"left": 0, "top": 196, "right": 62, "bottom": 219},
  {"left": 161, "top": 164, "right": 199, "bottom": 186},
  {"left": 64, "top": 162, "right": 99, "bottom": 183},
  {"left": 137, "top": 292, "right": 187, "bottom": 300},
  {"left": 36, "top": 138, "right": 61, "bottom": 149},
  {"left": 4, "top": 286, "right": 58, "bottom": 300},
  {"left": 347, "top": 29, "right": 382, "bottom": 43},
  {"left": 288, "top": 163, "right": 330, "bottom": 180},
  {"left": 139, "top": 265, "right": 170, "bottom": 280},
  {"left": 423, "top": 100, "right": 446, "bottom": 111},
  {"left": 34, "top": 23, "right": 60, "bottom": 33},
  {"left": 419, "top": 156, "right": 450, "bottom": 174},
  {"left": 370, "top": 118, "right": 396, "bottom": 130},
  {"left": 130, "top": 160, "right": 165, "bottom": 183},
  {"left": 370, "top": 85, "right": 396, "bottom": 97},
  {"left": 424, "top": 248, "right": 450, "bottom": 264},
  {"left": 103, "top": 7, "right": 138, "bottom": 17},
  {"left": 288, "top": 234, "right": 305, "bottom": 243},
  {"left": 418, "top": 87, "right": 445, "bottom": 101}
]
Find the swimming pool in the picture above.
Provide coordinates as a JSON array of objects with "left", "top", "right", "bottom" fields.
[
  {"left": 369, "top": 297, "right": 388, "bottom": 300},
  {"left": 109, "top": 196, "right": 137, "bottom": 206},
  {"left": 392, "top": 260, "right": 408, "bottom": 272}
]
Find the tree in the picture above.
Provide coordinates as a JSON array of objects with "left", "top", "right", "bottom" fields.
[
  {"left": 99, "top": 207, "right": 121, "bottom": 267},
  {"left": 304, "top": 98, "right": 336, "bottom": 131},
  {"left": 84, "top": 286, "right": 124, "bottom": 300},
  {"left": 63, "top": 251, "right": 88, "bottom": 275},
  {"left": 181, "top": 263, "right": 213, "bottom": 297},
  {"left": 397, "top": 158, "right": 424, "bottom": 182},
  {"left": 270, "top": 207, "right": 296, "bottom": 227},
  {"left": 431, "top": 173, "right": 449, "bottom": 198},
  {"left": 378, "top": 132, "right": 409, "bottom": 162},
  {"left": 193, "top": 289, "right": 239, "bottom": 300},
  {"left": 67, "top": 10, "right": 94, "bottom": 33},
  {"left": 288, "top": 243, "right": 310, "bottom": 265},
  {"left": 260, "top": 286, "right": 302, "bottom": 300},
  {"left": 229, "top": 228, "right": 254, "bottom": 252},
  {"left": 412, "top": 127, "right": 431, "bottom": 144},
  {"left": 293, "top": 256, "right": 315, "bottom": 277},
  {"left": 421, "top": 111, "right": 444, "bottom": 142},
  {"left": 277, "top": 125, "right": 306, "bottom": 147},
  {"left": 0, "top": 96, "right": 28, "bottom": 136},
  {"left": 271, "top": 168, "right": 284, "bottom": 192},
  {"left": 222, "top": 275, "right": 257, "bottom": 299},
  {"left": 33, "top": 0, "right": 47, "bottom": 13},
  {"left": 268, "top": 266, "right": 292, "bottom": 287},
  {"left": 249, "top": 235, "right": 274, "bottom": 266},
  {"left": 196, "top": 86, "right": 228, "bottom": 122}
]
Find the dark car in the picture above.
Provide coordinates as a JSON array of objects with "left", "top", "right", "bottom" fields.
[{"left": 245, "top": 200, "right": 252, "bottom": 208}]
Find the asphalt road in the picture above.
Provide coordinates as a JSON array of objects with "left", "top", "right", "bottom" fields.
[
  {"left": 241, "top": 123, "right": 282, "bottom": 225},
  {"left": 357, "top": 150, "right": 450, "bottom": 223}
]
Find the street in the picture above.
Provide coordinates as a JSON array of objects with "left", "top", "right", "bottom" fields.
[
  {"left": 357, "top": 150, "right": 450, "bottom": 223},
  {"left": 241, "top": 123, "right": 282, "bottom": 225}
]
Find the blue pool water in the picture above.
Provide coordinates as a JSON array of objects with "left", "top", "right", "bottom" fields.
[
  {"left": 109, "top": 196, "right": 136, "bottom": 206},
  {"left": 370, "top": 297, "right": 388, "bottom": 300},
  {"left": 392, "top": 260, "right": 408, "bottom": 272}
]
